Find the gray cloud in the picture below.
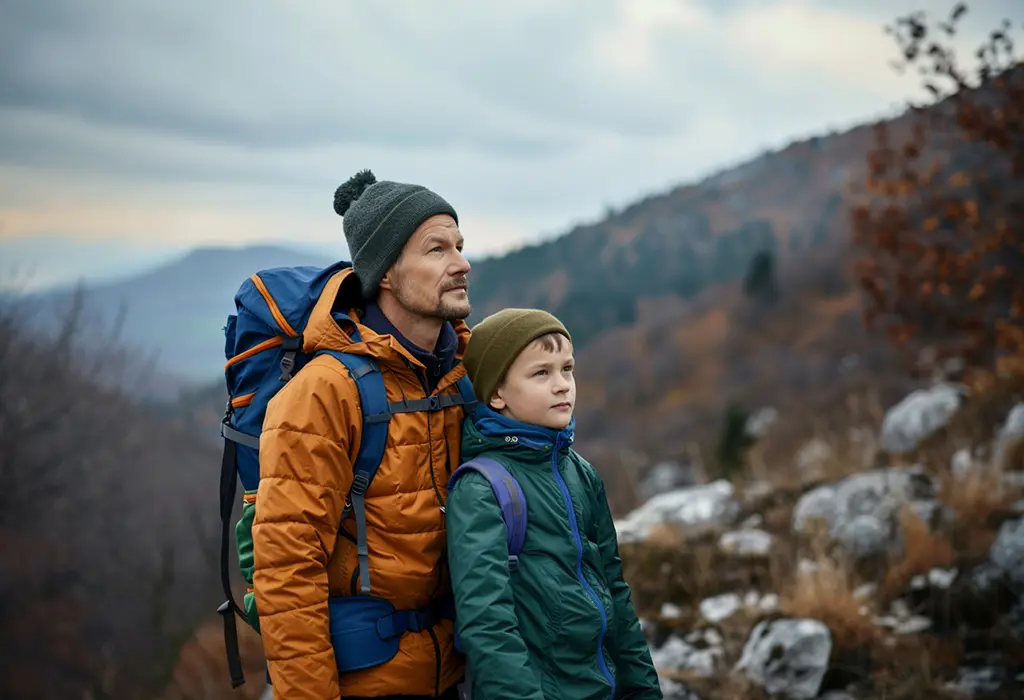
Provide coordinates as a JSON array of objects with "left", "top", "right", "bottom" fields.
[
  {"left": 2, "top": 0, "right": 1021, "bottom": 277},
  {"left": 0, "top": 1, "right": 636, "bottom": 153},
  {"left": 360, "top": 1, "right": 700, "bottom": 138}
]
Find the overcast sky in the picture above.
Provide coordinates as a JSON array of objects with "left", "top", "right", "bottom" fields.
[{"left": 0, "top": 0, "right": 1016, "bottom": 288}]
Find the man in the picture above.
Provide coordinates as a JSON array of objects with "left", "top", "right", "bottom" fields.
[{"left": 252, "top": 170, "right": 474, "bottom": 700}]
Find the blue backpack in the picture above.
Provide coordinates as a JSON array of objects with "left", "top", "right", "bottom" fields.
[
  {"left": 448, "top": 457, "right": 529, "bottom": 573},
  {"left": 447, "top": 455, "right": 531, "bottom": 660},
  {"left": 216, "top": 260, "right": 480, "bottom": 687}
]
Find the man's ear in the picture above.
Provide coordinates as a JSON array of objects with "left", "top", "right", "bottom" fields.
[{"left": 379, "top": 255, "right": 404, "bottom": 293}]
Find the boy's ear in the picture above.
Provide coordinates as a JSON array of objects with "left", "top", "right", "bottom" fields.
[{"left": 488, "top": 386, "right": 506, "bottom": 411}]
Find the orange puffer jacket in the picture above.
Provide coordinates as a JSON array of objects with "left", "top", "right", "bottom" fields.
[{"left": 252, "top": 268, "right": 470, "bottom": 699}]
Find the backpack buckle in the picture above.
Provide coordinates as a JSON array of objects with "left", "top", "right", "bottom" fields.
[
  {"left": 279, "top": 335, "right": 304, "bottom": 381},
  {"left": 507, "top": 554, "right": 519, "bottom": 572},
  {"left": 404, "top": 611, "right": 426, "bottom": 633},
  {"left": 279, "top": 352, "right": 297, "bottom": 381},
  {"left": 377, "top": 609, "right": 428, "bottom": 639},
  {"left": 351, "top": 472, "right": 370, "bottom": 496}
]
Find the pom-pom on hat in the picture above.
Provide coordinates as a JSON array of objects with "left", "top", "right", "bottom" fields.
[{"left": 334, "top": 169, "right": 458, "bottom": 299}]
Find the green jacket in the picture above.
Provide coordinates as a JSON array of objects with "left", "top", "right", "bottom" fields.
[{"left": 446, "top": 406, "right": 662, "bottom": 700}]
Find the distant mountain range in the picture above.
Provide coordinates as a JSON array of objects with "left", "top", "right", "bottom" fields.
[
  {"left": 17, "top": 90, "right": 950, "bottom": 416},
  {"left": 25, "top": 245, "right": 336, "bottom": 384},
  {"left": 0, "top": 235, "right": 186, "bottom": 292}
]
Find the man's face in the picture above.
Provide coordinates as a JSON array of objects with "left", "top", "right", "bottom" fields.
[{"left": 382, "top": 214, "right": 471, "bottom": 321}]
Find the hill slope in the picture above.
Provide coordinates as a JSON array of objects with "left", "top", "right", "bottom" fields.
[{"left": 462, "top": 125, "right": 870, "bottom": 346}]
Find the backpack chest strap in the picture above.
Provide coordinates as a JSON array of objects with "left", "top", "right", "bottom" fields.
[{"left": 322, "top": 352, "right": 476, "bottom": 596}]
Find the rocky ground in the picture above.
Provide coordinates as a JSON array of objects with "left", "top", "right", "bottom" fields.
[{"left": 621, "top": 385, "right": 1024, "bottom": 699}]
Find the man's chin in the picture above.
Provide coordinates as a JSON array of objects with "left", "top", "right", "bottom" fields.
[{"left": 438, "top": 300, "right": 472, "bottom": 322}]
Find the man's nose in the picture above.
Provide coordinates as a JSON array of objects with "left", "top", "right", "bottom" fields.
[{"left": 452, "top": 249, "right": 471, "bottom": 276}]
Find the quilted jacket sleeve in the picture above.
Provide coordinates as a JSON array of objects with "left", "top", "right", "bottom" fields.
[
  {"left": 588, "top": 469, "right": 662, "bottom": 699},
  {"left": 252, "top": 358, "right": 359, "bottom": 700},
  {"left": 447, "top": 472, "right": 546, "bottom": 700}
]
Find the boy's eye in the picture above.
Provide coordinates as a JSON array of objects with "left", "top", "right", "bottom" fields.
[
  {"left": 563, "top": 365, "right": 573, "bottom": 372},
  {"left": 533, "top": 369, "right": 547, "bottom": 377}
]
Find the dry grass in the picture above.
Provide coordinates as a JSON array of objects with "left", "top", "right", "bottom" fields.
[
  {"left": 911, "top": 372, "right": 1024, "bottom": 472},
  {"left": 752, "top": 386, "right": 888, "bottom": 491},
  {"left": 868, "top": 635, "right": 966, "bottom": 700},
  {"left": 937, "top": 456, "right": 1022, "bottom": 560},
  {"left": 620, "top": 533, "right": 782, "bottom": 616},
  {"left": 673, "top": 670, "right": 769, "bottom": 700},
  {"left": 771, "top": 536, "right": 972, "bottom": 698},
  {"left": 940, "top": 466, "right": 1010, "bottom": 528},
  {"left": 159, "top": 618, "right": 268, "bottom": 700},
  {"left": 778, "top": 551, "right": 878, "bottom": 654},
  {"left": 882, "top": 507, "right": 955, "bottom": 599},
  {"left": 999, "top": 432, "right": 1024, "bottom": 473}
]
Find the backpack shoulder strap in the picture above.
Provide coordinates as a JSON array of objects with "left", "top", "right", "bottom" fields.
[
  {"left": 453, "top": 374, "right": 477, "bottom": 415},
  {"left": 318, "top": 348, "right": 390, "bottom": 595},
  {"left": 449, "top": 457, "right": 528, "bottom": 571}
]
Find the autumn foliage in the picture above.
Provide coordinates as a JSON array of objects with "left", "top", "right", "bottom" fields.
[{"left": 852, "top": 3, "right": 1024, "bottom": 385}]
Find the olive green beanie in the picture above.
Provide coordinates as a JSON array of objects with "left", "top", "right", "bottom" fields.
[
  {"left": 463, "top": 308, "right": 572, "bottom": 404},
  {"left": 334, "top": 169, "right": 459, "bottom": 299}
]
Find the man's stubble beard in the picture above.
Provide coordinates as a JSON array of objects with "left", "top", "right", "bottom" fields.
[
  {"left": 438, "top": 296, "right": 472, "bottom": 321},
  {"left": 393, "top": 275, "right": 472, "bottom": 322}
]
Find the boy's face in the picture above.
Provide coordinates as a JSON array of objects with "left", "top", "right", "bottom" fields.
[{"left": 490, "top": 334, "right": 575, "bottom": 430}]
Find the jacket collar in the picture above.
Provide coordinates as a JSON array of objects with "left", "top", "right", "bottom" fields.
[
  {"left": 470, "top": 403, "right": 575, "bottom": 455},
  {"left": 361, "top": 301, "right": 458, "bottom": 386}
]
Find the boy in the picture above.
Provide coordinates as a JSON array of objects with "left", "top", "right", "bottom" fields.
[{"left": 447, "top": 308, "right": 662, "bottom": 700}]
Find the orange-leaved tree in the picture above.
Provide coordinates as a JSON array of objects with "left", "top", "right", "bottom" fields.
[{"left": 851, "top": 3, "right": 1024, "bottom": 387}]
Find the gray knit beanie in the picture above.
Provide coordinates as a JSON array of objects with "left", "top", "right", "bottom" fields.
[{"left": 333, "top": 169, "right": 459, "bottom": 299}]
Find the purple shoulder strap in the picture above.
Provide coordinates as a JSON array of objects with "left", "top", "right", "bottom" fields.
[{"left": 448, "top": 457, "right": 528, "bottom": 569}]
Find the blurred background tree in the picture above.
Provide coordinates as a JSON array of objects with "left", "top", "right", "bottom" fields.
[{"left": 851, "top": 2, "right": 1024, "bottom": 389}]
